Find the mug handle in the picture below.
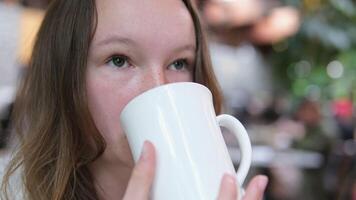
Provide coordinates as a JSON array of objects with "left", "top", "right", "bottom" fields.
[{"left": 216, "top": 114, "right": 252, "bottom": 187}]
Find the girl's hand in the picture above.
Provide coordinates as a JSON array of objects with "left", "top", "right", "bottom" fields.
[
  {"left": 122, "top": 140, "right": 268, "bottom": 200},
  {"left": 217, "top": 174, "right": 268, "bottom": 200},
  {"left": 123, "top": 141, "right": 156, "bottom": 200}
]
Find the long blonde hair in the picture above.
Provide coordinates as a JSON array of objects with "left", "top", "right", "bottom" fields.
[{"left": 1, "top": 0, "right": 222, "bottom": 199}]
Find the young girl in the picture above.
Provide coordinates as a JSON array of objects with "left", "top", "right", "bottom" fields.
[{"left": 1, "top": 0, "right": 268, "bottom": 199}]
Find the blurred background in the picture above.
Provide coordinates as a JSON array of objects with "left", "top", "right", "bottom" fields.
[{"left": 0, "top": 0, "right": 355, "bottom": 199}]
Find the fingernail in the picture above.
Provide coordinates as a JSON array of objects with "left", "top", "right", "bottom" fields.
[
  {"left": 223, "top": 173, "right": 236, "bottom": 185},
  {"left": 257, "top": 176, "right": 268, "bottom": 190},
  {"left": 140, "top": 141, "right": 150, "bottom": 161}
]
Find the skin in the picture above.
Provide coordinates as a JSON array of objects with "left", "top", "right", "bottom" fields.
[{"left": 86, "top": 0, "right": 268, "bottom": 199}]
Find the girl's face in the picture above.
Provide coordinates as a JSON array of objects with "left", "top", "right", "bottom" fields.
[{"left": 86, "top": 0, "right": 196, "bottom": 166}]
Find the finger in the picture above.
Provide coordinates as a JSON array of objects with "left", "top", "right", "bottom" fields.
[
  {"left": 242, "top": 175, "right": 268, "bottom": 200},
  {"left": 123, "top": 141, "right": 156, "bottom": 200},
  {"left": 217, "top": 173, "right": 238, "bottom": 200}
]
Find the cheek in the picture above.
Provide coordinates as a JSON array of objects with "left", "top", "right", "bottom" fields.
[
  {"left": 86, "top": 75, "right": 133, "bottom": 143},
  {"left": 167, "top": 71, "right": 193, "bottom": 83}
]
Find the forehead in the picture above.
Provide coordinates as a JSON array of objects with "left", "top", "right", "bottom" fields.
[{"left": 92, "top": 0, "right": 196, "bottom": 49}]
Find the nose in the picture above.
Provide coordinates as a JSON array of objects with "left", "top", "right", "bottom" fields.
[{"left": 140, "top": 67, "right": 169, "bottom": 92}]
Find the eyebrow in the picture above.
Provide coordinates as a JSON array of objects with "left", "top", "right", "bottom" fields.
[
  {"left": 94, "top": 36, "right": 137, "bottom": 48},
  {"left": 94, "top": 35, "right": 196, "bottom": 53},
  {"left": 173, "top": 44, "right": 196, "bottom": 54}
]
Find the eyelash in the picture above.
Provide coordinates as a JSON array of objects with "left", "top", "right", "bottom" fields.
[
  {"left": 105, "top": 55, "right": 193, "bottom": 71},
  {"left": 106, "top": 55, "right": 131, "bottom": 68},
  {"left": 169, "top": 59, "right": 190, "bottom": 71}
]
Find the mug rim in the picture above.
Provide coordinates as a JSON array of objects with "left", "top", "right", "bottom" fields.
[{"left": 120, "top": 82, "right": 211, "bottom": 117}]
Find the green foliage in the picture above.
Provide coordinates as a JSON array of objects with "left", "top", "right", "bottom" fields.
[{"left": 270, "top": 0, "right": 356, "bottom": 102}]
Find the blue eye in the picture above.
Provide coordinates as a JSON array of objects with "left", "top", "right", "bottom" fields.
[
  {"left": 169, "top": 59, "right": 188, "bottom": 71},
  {"left": 107, "top": 55, "right": 129, "bottom": 68}
]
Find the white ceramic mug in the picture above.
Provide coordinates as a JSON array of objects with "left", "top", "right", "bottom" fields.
[{"left": 120, "top": 82, "right": 252, "bottom": 200}]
